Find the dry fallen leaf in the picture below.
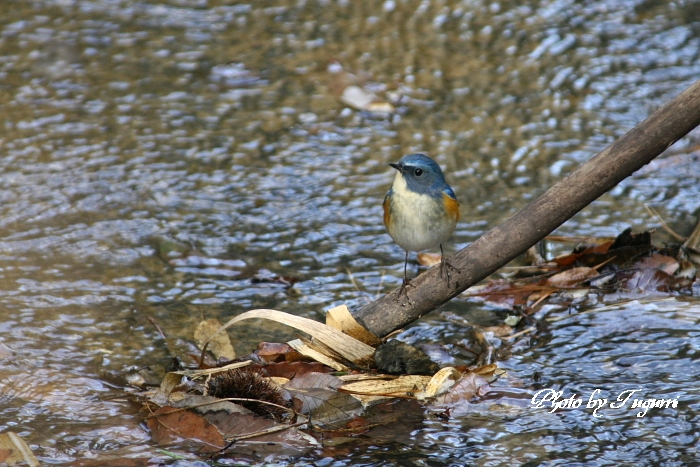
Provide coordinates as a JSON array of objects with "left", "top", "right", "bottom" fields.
[
  {"left": 147, "top": 406, "right": 225, "bottom": 451},
  {"left": 256, "top": 342, "right": 305, "bottom": 363},
  {"left": 0, "top": 432, "right": 39, "bottom": 467},
  {"left": 195, "top": 318, "right": 236, "bottom": 360},
  {"left": 545, "top": 267, "right": 599, "bottom": 287},
  {"left": 340, "top": 85, "right": 395, "bottom": 114},
  {"left": 631, "top": 253, "right": 679, "bottom": 275},
  {"left": 286, "top": 372, "right": 345, "bottom": 391},
  {"left": 430, "top": 371, "right": 491, "bottom": 416},
  {"left": 416, "top": 367, "right": 461, "bottom": 400},
  {"left": 288, "top": 388, "right": 363, "bottom": 425},
  {"left": 339, "top": 374, "right": 432, "bottom": 404}
]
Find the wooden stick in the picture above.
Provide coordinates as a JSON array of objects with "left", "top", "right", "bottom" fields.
[{"left": 354, "top": 79, "right": 700, "bottom": 337}]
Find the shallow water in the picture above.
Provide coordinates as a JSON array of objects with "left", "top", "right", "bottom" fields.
[{"left": 0, "top": 0, "right": 699, "bottom": 465}]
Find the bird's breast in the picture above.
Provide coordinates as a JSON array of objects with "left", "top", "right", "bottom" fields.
[{"left": 384, "top": 174, "right": 459, "bottom": 252}]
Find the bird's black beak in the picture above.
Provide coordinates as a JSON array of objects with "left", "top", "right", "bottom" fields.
[{"left": 389, "top": 162, "right": 402, "bottom": 171}]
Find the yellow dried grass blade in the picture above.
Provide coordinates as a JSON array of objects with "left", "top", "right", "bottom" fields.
[
  {"left": 326, "top": 304, "right": 381, "bottom": 346},
  {"left": 287, "top": 339, "right": 349, "bottom": 372},
  {"left": 205, "top": 309, "right": 375, "bottom": 368}
]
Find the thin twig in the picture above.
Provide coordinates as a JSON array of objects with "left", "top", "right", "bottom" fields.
[
  {"left": 376, "top": 271, "right": 385, "bottom": 298},
  {"left": 644, "top": 203, "right": 686, "bottom": 242},
  {"left": 346, "top": 268, "right": 364, "bottom": 292},
  {"left": 147, "top": 317, "right": 167, "bottom": 340},
  {"left": 505, "top": 326, "right": 536, "bottom": 340}
]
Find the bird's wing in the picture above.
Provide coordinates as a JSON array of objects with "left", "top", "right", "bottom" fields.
[{"left": 383, "top": 190, "right": 392, "bottom": 227}]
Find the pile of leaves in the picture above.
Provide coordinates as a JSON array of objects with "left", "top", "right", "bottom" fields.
[
  {"left": 144, "top": 343, "right": 496, "bottom": 458},
  {"left": 464, "top": 227, "right": 697, "bottom": 314},
  {"left": 141, "top": 227, "right": 698, "bottom": 459}
]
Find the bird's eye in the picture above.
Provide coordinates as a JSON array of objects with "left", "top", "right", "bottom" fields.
[{"left": 415, "top": 168, "right": 423, "bottom": 177}]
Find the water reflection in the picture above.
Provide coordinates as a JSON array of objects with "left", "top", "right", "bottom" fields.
[{"left": 0, "top": 0, "right": 699, "bottom": 464}]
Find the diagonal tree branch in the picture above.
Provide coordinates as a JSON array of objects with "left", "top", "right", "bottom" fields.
[{"left": 354, "top": 79, "right": 700, "bottom": 338}]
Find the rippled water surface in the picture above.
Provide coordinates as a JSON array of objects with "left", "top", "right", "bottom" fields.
[{"left": 1, "top": 0, "right": 699, "bottom": 465}]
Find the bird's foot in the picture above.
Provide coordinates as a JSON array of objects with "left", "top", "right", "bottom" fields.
[
  {"left": 396, "top": 277, "right": 416, "bottom": 303},
  {"left": 439, "top": 256, "right": 460, "bottom": 287}
]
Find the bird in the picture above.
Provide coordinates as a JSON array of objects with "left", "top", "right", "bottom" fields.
[{"left": 383, "top": 153, "right": 460, "bottom": 293}]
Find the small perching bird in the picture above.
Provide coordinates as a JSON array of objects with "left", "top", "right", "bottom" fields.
[{"left": 383, "top": 153, "right": 460, "bottom": 291}]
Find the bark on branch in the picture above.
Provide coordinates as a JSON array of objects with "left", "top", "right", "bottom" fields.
[{"left": 353, "top": 78, "right": 700, "bottom": 338}]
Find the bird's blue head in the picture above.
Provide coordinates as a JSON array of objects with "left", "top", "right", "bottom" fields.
[{"left": 389, "top": 153, "right": 450, "bottom": 196}]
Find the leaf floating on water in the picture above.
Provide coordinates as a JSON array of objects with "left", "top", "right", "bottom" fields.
[
  {"left": 463, "top": 280, "right": 533, "bottom": 310},
  {"left": 472, "top": 363, "right": 502, "bottom": 380},
  {"left": 250, "top": 273, "right": 299, "bottom": 288},
  {"left": 206, "top": 411, "right": 318, "bottom": 451},
  {"left": 339, "top": 85, "right": 396, "bottom": 114},
  {"left": 630, "top": 253, "right": 679, "bottom": 275},
  {"left": 616, "top": 268, "right": 676, "bottom": 293},
  {"left": 147, "top": 406, "right": 226, "bottom": 451},
  {"left": 545, "top": 267, "right": 599, "bottom": 287},
  {"left": 288, "top": 387, "right": 363, "bottom": 426},
  {"left": 340, "top": 85, "right": 375, "bottom": 110},
  {"left": 416, "top": 367, "right": 461, "bottom": 400},
  {"left": 482, "top": 324, "right": 514, "bottom": 337},
  {"left": 464, "top": 228, "right": 696, "bottom": 316},
  {"left": 430, "top": 372, "right": 492, "bottom": 417}
]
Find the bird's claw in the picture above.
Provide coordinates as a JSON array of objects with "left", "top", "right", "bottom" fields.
[
  {"left": 439, "top": 256, "right": 460, "bottom": 286},
  {"left": 396, "top": 277, "right": 415, "bottom": 303}
]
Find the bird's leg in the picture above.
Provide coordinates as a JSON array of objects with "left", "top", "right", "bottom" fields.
[
  {"left": 439, "top": 244, "right": 460, "bottom": 286},
  {"left": 397, "top": 250, "right": 415, "bottom": 300}
]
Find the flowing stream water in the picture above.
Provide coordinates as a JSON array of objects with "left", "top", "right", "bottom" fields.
[{"left": 0, "top": 0, "right": 699, "bottom": 465}]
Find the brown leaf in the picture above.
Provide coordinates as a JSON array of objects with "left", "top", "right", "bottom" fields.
[
  {"left": 73, "top": 455, "right": 153, "bottom": 467},
  {"left": 631, "top": 253, "right": 680, "bottom": 275},
  {"left": 161, "top": 395, "right": 318, "bottom": 454},
  {"left": 256, "top": 342, "right": 305, "bottom": 363},
  {"left": 195, "top": 318, "right": 236, "bottom": 360},
  {"left": 556, "top": 244, "right": 655, "bottom": 270},
  {"left": 463, "top": 280, "right": 534, "bottom": 310},
  {"left": 545, "top": 267, "right": 599, "bottom": 287},
  {"left": 482, "top": 324, "right": 513, "bottom": 337},
  {"left": 433, "top": 372, "right": 491, "bottom": 406},
  {"left": 147, "top": 406, "right": 225, "bottom": 451},
  {"left": 203, "top": 411, "right": 316, "bottom": 451},
  {"left": 553, "top": 240, "right": 614, "bottom": 267},
  {"left": 255, "top": 361, "right": 335, "bottom": 379},
  {"left": 288, "top": 388, "right": 363, "bottom": 425},
  {"left": 345, "top": 416, "right": 372, "bottom": 434},
  {"left": 616, "top": 268, "right": 675, "bottom": 292},
  {"left": 285, "top": 372, "right": 345, "bottom": 390}
]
